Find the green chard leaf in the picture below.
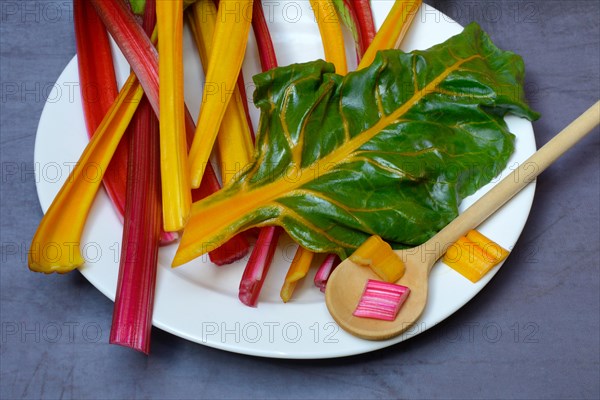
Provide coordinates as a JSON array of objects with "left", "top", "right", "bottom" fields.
[
  {"left": 173, "top": 23, "right": 538, "bottom": 266},
  {"left": 129, "top": 0, "right": 146, "bottom": 15}
]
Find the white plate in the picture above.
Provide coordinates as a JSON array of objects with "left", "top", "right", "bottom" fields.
[{"left": 34, "top": 1, "right": 536, "bottom": 358}]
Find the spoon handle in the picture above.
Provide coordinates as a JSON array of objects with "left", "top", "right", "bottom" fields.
[{"left": 425, "top": 100, "right": 600, "bottom": 267}]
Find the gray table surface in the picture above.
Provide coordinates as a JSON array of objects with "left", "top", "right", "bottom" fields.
[{"left": 1, "top": 1, "right": 599, "bottom": 399}]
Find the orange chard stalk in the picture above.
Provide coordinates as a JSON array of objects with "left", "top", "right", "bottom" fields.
[
  {"left": 156, "top": 0, "right": 191, "bottom": 231},
  {"left": 29, "top": 74, "right": 144, "bottom": 273},
  {"left": 358, "top": 0, "right": 422, "bottom": 70},
  {"left": 188, "top": 0, "right": 254, "bottom": 188}
]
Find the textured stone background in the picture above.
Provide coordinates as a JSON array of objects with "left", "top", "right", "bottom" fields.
[{"left": 1, "top": 1, "right": 598, "bottom": 399}]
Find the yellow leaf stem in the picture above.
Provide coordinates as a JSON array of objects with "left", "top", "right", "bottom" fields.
[
  {"left": 188, "top": 0, "right": 254, "bottom": 188},
  {"left": 310, "top": 0, "right": 348, "bottom": 75},
  {"left": 358, "top": 0, "right": 421, "bottom": 70},
  {"left": 280, "top": 247, "right": 315, "bottom": 302},
  {"left": 188, "top": 0, "right": 253, "bottom": 184},
  {"left": 157, "top": 0, "right": 192, "bottom": 231}
]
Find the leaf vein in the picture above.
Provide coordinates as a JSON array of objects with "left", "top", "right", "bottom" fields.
[{"left": 276, "top": 204, "right": 358, "bottom": 249}]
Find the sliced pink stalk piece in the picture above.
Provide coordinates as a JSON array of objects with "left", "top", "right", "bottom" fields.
[
  {"left": 353, "top": 279, "right": 411, "bottom": 321},
  {"left": 314, "top": 254, "right": 340, "bottom": 293}
]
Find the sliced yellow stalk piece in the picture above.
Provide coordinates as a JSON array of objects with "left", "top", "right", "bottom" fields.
[
  {"left": 280, "top": 247, "right": 315, "bottom": 302},
  {"left": 157, "top": 0, "right": 191, "bottom": 231},
  {"left": 188, "top": 0, "right": 253, "bottom": 184},
  {"left": 349, "top": 235, "right": 405, "bottom": 282},
  {"left": 188, "top": 0, "right": 254, "bottom": 188},
  {"left": 466, "top": 230, "right": 510, "bottom": 263},
  {"left": 443, "top": 230, "right": 510, "bottom": 283},
  {"left": 310, "top": 0, "right": 347, "bottom": 74},
  {"left": 357, "top": 0, "right": 422, "bottom": 70},
  {"left": 29, "top": 74, "right": 144, "bottom": 273}
]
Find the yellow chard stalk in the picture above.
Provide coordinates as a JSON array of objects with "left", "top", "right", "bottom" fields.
[
  {"left": 280, "top": 247, "right": 315, "bottom": 303},
  {"left": 156, "top": 0, "right": 192, "bottom": 231},
  {"left": 29, "top": 74, "right": 144, "bottom": 273},
  {"left": 188, "top": 0, "right": 253, "bottom": 185},
  {"left": 358, "top": 0, "right": 422, "bottom": 70},
  {"left": 188, "top": 0, "right": 254, "bottom": 188},
  {"left": 310, "top": 0, "right": 347, "bottom": 75}
]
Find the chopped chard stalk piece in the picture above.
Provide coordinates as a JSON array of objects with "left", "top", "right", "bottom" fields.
[{"left": 353, "top": 279, "right": 410, "bottom": 321}]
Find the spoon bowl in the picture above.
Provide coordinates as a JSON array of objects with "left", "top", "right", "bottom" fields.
[
  {"left": 326, "top": 101, "right": 599, "bottom": 341},
  {"left": 326, "top": 247, "right": 434, "bottom": 340}
]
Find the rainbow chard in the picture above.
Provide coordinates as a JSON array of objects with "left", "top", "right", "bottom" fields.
[
  {"left": 314, "top": 254, "right": 340, "bottom": 292},
  {"left": 75, "top": 0, "right": 177, "bottom": 244},
  {"left": 353, "top": 0, "right": 376, "bottom": 50},
  {"left": 173, "top": 23, "right": 539, "bottom": 266},
  {"left": 91, "top": 0, "right": 248, "bottom": 263},
  {"left": 110, "top": 95, "right": 161, "bottom": 354},
  {"left": 109, "top": 0, "right": 160, "bottom": 355},
  {"left": 90, "top": 0, "right": 159, "bottom": 113},
  {"left": 331, "top": 0, "right": 364, "bottom": 62},
  {"left": 74, "top": 0, "right": 127, "bottom": 220},
  {"left": 92, "top": 0, "right": 191, "bottom": 232}
]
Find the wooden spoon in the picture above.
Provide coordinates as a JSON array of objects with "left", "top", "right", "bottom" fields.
[{"left": 326, "top": 101, "right": 600, "bottom": 341}]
